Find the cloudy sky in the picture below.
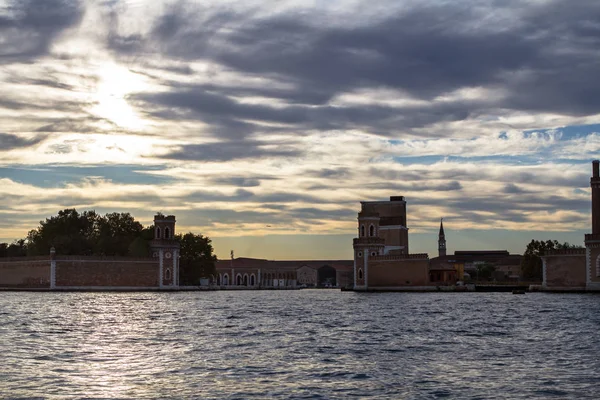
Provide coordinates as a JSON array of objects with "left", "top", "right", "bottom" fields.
[{"left": 1, "top": 0, "right": 599, "bottom": 260}]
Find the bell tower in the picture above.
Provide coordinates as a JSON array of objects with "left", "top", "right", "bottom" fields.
[
  {"left": 150, "top": 213, "right": 180, "bottom": 288},
  {"left": 438, "top": 218, "right": 446, "bottom": 257}
]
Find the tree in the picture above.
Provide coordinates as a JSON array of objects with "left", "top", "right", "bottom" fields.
[
  {"left": 2, "top": 239, "right": 27, "bottom": 257},
  {"left": 475, "top": 262, "right": 496, "bottom": 281},
  {"left": 521, "top": 240, "right": 582, "bottom": 280},
  {"left": 26, "top": 209, "right": 100, "bottom": 256},
  {"left": 26, "top": 209, "right": 146, "bottom": 256},
  {"left": 95, "top": 212, "right": 143, "bottom": 256},
  {"left": 177, "top": 232, "right": 217, "bottom": 285}
]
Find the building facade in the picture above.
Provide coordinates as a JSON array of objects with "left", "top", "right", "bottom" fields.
[
  {"left": 214, "top": 258, "right": 353, "bottom": 289},
  {"left": 352, "top": 196, "right": 430, "bottom": 290}
]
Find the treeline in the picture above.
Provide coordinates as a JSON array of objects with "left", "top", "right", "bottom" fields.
[
  {"left": 521, "top": 239, "right": 582, "bottom": 280},
  {"left": 0, "top": 209, "right": 217, "bottom": 283}
]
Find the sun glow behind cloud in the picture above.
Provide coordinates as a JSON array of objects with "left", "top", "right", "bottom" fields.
[{"left": 90, "top": 63, "right": 148, "bottom": 130}]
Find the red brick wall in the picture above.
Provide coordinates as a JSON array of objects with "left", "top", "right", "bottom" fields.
[
  {"left": 368, "top": 258, "right": 429, "bottom": 286},
  {"left": 0, "top": 258, "right": 50, "bottom": 287},
  {"left": 544, "top": 254, "right": 586, "bottom": 288},
  {"left": 55, "top": 258, "right": 159, "bottom": 287}
]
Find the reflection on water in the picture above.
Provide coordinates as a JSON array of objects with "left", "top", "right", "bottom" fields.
[{"left": 1, "top": 291, "right": 599, "bottom": 399}]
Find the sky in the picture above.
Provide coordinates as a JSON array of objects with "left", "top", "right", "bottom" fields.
[{"left": 1, "top": 0, "right": 599, "bottom": 260}]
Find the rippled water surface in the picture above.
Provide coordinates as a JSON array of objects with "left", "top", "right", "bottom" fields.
[{"left": 1, "top": 291, "right": 599, "bottom": 399}]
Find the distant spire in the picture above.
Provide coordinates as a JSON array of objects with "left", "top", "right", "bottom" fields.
[{"left": 438, "top": 218, "right": 446, "bottom": 257}]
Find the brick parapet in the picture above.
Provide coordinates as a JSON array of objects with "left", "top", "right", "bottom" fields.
[
  {"left": 545, "top": 248, "right": 586, "bottom": 257},
  {"left": 585, "top": 233, "right": 600, "bottom": 242},
  {"left": 54, "top": 255, "right": 156, "bottom": 262},
  {"left": 371, "top": 253, "right": 429, "bottom": 261},
  {"left": 0, "top": 256, "right": 50, "bottom": 263},
  {"left": 353, "top": 237, "right": 385, "bottom": 246}
]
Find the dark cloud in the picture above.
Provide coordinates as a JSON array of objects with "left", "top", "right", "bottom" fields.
[
  {"left": 504, "top": 183, "right": 527, "bottom": 194},
  {"left": 288, "top": 207, "right": 356, "bottom": 221},
  {"left": 157, "top": 140, "right": 302, "bottom": 161},
  {"left": 369, "top": 167, "right": 587, "bottom": 188},
  {"left": 0, "top": 132, "right": 46, "bottom": 150},
  {"left": 366, "top": 180, "right": 463, "bottom": 192},
  {"left": 0, "top": 0, "right": 84, "bottom": 62},
  {"left": 305, "top": 168, "right": 352, "bottom": 179},
  {"left": 111, "top": 1, "right": 600, "bottom": 136},
  {"left": 208, "top": 176, "right": 275, "bottom": 187}
]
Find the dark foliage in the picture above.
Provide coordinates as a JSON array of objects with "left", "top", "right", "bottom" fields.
[{"left": 177, "top": 232, "right": 217, "bottom": 285}]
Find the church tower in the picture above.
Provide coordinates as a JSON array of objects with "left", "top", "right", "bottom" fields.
[
  {"left": 150, "top": 213, "right": 180, "bottom": 288},
  {"left": 438, "top": 218, "right": 446, "bottom": 257}
]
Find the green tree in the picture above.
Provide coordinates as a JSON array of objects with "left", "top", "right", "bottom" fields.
[
  {"left": 521, "top": 240, "right": 582, "bottom": 280},
  {"left": 128, "top": 236, "right": 150, "bottom": 257},
  {"left": 177, "top": 232, "right": 217, "bottom": 285},
  {"left": 95, "top": 212, "right": 143, "bottom": 256},
  {"left": 475, "top": 262, "right": 496, "bottom": 281},
  {"left": 26, "top": 209, "right": 147, "bottom": 256},
  {"left": 1, "top": 241, "right": 27, "bottom": 257},
  {"left": 26, "top": 209, "right": 100, "bottom": 256}
]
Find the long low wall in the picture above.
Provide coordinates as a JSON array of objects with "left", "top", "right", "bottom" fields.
[
  {"left": 0, "top": 256, "right": 161, "bottom": 289},
  {"left": 0, "top": 257, "right": 51, "bottom": 288}
]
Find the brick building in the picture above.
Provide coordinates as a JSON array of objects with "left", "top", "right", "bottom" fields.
[
  {"left": 214, "top": 258, "right": 353, "bottom": 288},
  {"left": 353, "top": 196, "right": 431, "bottom": 290}
]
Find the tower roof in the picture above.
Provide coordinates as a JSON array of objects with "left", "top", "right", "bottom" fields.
[{"left": 439, "top": 218, "right": 445, "bottom": 236}]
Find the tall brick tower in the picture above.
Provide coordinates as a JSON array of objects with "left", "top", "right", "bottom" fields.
[
  {"left": 585, "top": 160, "right": 600, "bottom": 290},
  {"left": 353, "top": 196, "right": 409, "bottom": 289},
  {"left": 438, "top": 218, "right": 446, "bottom": 257},
  {"left": 150, "top": 213, "right": 180, "bottom": 288}
]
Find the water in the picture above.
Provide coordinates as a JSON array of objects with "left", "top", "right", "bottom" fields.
[{"left": 1, "top": 290, "right": 599, "bottom": 399}]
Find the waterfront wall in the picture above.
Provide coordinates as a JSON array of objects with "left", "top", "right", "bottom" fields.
[
  {"left": 54, "top": 257, "right": 158, "bottom": 287},
  {"left": 0, "top": 256, "right": 51, "bottom": 288},
  {"left": 368, "top": 258, "right": 429, "bottom": 287},
  {"left": 542, "top": 249, "right": 586, "bottom": 290},
  {"left": 0, "top": 256, "right": 161, "bottom": 289}
]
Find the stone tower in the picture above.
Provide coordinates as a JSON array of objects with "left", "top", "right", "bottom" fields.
[
  {"left": 150, "top": 213, "right": 180, "bottom": 288},
  {"left": 438, "top": 218, "right": 446, "bottom": 257},
  {"left": 585, "top": 160, "right": 600, "bottom": 290}
]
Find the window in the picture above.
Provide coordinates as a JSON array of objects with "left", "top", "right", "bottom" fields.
[
  {"left": 250, "top": 274, "right": 256, "bottom": 286},
  {"left": 358, "top": 268, "right": 363, "bottom": 280},
  {"left": 156, "top": 227, "right": 161, "bottom": 239},
  {"left": 164, "top": 227, "right": 170, "bottom": 239},
  {"left": 360, "top": 225, "right": 365, "bottom": 237},
  {"left": 369, "top": 224, "right": 375, "bottom": 237},
  {"left": 357, "top": 251, "right": 363, "bottom": 257},
  {"left": 165, "top": 269, "right": 171, "bottom": 280},
  {"left": 223, "top": 274, "right": 229, "bottom": 286},
  {"left": 371, "top": 252, "right": 376, "bottom": 257}
]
